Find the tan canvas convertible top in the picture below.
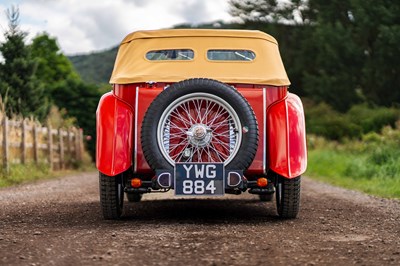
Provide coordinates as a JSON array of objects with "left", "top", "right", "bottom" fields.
[{"left": 110, "top": 29, "right": 290, "bottom": 86}]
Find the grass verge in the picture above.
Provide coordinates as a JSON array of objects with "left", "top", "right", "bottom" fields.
[
  {"left": 0, "top": 163, "right": 95, "bottom": 188},
  {"left": 306, "top": 127, "right": 400, "bottom": 199}
]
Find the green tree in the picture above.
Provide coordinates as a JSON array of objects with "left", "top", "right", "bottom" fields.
[
  {"left": 229, "top": 0, "right": 318, "bottom": 97},
  {"left": 29, "top": 33, "right": 102, "bottom": 158},
  {"left": 30, "top": 33, "right": 101, "bottom": 158},
  {"left": 51, "top": 77, "right": 100, "bottom": 157},
  {"left": 229, "top": 0, "right": 400, "bottom": 110},
  {"left": 303, "top": 0, "right": 400, "bottom": 108},
  {"left": 30, "top": 33, "right": 80, "bottom": 97},
  {"left": 0, "top": 6, "right": 48, "bottom": 119},
  {"left": 302, "top": 0, "right": 364, "bottom": 111},
  {"left": 351, "top": 0, "right": 400, "bottom": 106}
]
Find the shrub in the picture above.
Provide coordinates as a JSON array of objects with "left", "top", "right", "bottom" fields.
[
  {"left": 305, "top": 102, "right": 400, "bottom": 140},
  {"left": 347, "top": 104, "right": 400, "bottom": 133},
  {"left": 305, "top": 102, "right": 362, "bottom": 140}
]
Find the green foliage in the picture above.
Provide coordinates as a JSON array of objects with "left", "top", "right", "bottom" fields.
[
  {"left": 0, "top": 162, "right": 95, "bottom": 187},
  {"left": 305, "top": 102, "right": 361, "bottom": 140},
  {"left": 30, "top": 33, "right": 80, "bottom": 96},
  {"left": 228, "top": 0, "right": 400, "bottom": 110},
  {"left": 0, "top": 163, "right": 50, "bottom": 187},
  {"left": 0, "top": 9, "right": 101, "bottom": 159},
  {"left": 303, "top": 21, "right": 363, "bottom": 111},
  {"left": 51, "top": 77, "right": 101, "bottom": 157},
  {"left": 347, "top": 104, "right": 400, "bottom": 133},
  {"left": 29, "top": 33, "right": 102, "bottom": 157},
  {"left": 68, "top": 46, "right": 118, "bottom": 85},
  {"left": 29, "top": 33, "right": 101, "bottom": 158},
  {"left": 351, "top": 0, "right": 400, "bottom": 106},
  {"left": 0, "top": 6, "right": 49, "bottom": 120},
  {"left": 306, "top": 102, "right": 400, "bottom": 140},
  {"left": 307, "top": 123, "right": 400, "bottom": 198}
]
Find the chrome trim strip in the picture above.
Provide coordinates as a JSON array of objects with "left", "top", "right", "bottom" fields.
[
  {"left": 134, "top": 86, "right": 139, "bottom": 173},
  {"left": 263, "top": 88, "right": 267, "bottom": 174}
]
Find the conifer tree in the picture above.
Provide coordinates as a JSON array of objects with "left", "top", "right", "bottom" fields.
[{"left": 0, "top": 6, "right": 48, "bottom": 119}]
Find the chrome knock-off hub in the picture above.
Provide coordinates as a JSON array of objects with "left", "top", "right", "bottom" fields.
[{"left": 187, "top": 124, "right": 212, "bottom": 147}]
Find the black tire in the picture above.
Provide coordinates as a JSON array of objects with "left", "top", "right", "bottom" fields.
[
  {"left": 126, "top": 193, "right": 142, "bottom": 202},
  {"left": 275, "top": 175, "right": 301, "bottom": 218},
  {"left": 99, "top": 172, "right": 124, "bottom": 220},
  {"left": 259, "top": 194, "right": 274, "bottom": 202},
  {"left": 141, "top": 78, "right": 258, "bottom": 171}
]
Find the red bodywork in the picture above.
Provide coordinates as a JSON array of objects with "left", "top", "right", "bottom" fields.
[
  {"left": 96, "top": 92, "right": 134, "bottom": 176},
  {"left": 96, "top": 83, "right": 307, "bottom": 179}
]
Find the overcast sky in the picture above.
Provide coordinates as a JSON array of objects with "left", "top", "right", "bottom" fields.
[{"left": 0, "top": 0, "right": 233, "bottom": 55}]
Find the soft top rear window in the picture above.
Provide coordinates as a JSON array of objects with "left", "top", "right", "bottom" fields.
[
  {"left": 146, "top": 49, "right": 194, "bottom": 60},
  {"left": 207, "top": 50, "right": 256, "bottom": 61}
]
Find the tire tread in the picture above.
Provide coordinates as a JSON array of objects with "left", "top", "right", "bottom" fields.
[
  {"left": 277, "top": 176, "right": 301, "bottom": 219},
  {"left": 99, "top": 172, "right": 123, "bottom": 220}
]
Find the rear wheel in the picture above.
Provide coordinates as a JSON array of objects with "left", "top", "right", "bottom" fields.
[
  {"left": 275, "top": 175, "right": 301, "bottom": 218},
  {"left": 99, "top": 172, "right": 124, "bottom": 219}
]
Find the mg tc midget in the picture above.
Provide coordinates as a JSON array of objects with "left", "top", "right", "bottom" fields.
[{"left": 96, "top": 29, "right": 307, "bottom": 220}]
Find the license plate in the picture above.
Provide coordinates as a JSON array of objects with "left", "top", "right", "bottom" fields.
[{"left": 175, "top": 163, "right": 224, "bottom": 196}]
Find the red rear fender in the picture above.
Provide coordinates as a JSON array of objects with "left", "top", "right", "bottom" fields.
[
  {"left": 267, "top": 93, "right": 307, "bottom": 178},
  {"left": 96, "top": 92, "right": 133, "bottom": 176}
]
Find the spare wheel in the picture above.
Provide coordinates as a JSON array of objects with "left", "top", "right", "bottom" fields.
[{"left": 141, "top": 78, "right": 258, "bottom": 171}]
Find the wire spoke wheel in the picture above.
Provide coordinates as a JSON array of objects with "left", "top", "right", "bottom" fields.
[
  {"left": 141, "top": 78, "right": 258, "bottom": 171},
  {"left": 158, "top": 93, "right": 242, "bottom": 166}
]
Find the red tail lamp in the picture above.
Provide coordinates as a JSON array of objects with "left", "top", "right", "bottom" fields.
[
  {"left": 131, "top": 178, "right": 142, "bottom": 188},
  {"left": 257, "top": 177, "right": 268, "bottom": 187}
]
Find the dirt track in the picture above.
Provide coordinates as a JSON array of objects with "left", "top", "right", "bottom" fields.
[{"left": 0, "top": 172, "right": 399, "bottom": 265}]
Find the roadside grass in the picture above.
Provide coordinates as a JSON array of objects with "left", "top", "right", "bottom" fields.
[
  {"left": 307, "top": 149, "right": 400, "bottom": 198},
  {"left": 0, "top": 161, "right": 95, "bottom": 188},
  {"left": 0, "top": 120, "right": 95, "bottom": 187},
  {"left": 306, "top": 125, "right": 400, "bottom": 199},
  {"left": 0, "top": 163, "right": 49, "bottom": 187}
]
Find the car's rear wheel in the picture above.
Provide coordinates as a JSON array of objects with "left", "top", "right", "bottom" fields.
[
  {"left": 99, "top": 172, "right": 124, "bottom": 219},
  {"left": 275, "top": 175, "right": 301, "bottom": 218},
  {"left": 141, "top": 78, "right": 258, "bottom": 170}
]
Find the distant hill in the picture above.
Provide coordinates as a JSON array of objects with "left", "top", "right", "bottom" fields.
[
  {"left": 68, "top": 46, "right": 118, "bottom": 85},
  {"left": 67, "top": 22, "right": 241, "bottom": 85}
]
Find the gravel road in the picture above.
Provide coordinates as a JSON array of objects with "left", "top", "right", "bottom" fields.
[{"left": 0, "top": 172, "right": 399, "bottom": 265}]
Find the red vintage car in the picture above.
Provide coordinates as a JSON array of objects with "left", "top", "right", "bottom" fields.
[{"left": 96, "top": 29, "right": 307, "bottom": 219}]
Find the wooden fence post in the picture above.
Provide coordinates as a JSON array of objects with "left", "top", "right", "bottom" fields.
[
  {"left": 79, "top": 129, "right": 84, "bottom": 161},
  {"left": 0, "top": 119, "right": 85, "bottom": 172},
  {"left": 48, "top": 125, "right": 53, "bottom": 170},
  {"left": 33, "top": 124, "right": 38, "bottom": 164},
  {"left": 21, "top": 120, "right": 27, "bottom": 164},
  {"left": 66, "top": 129, "right": 70, "bottom": 154},
  {"left": 58, "top": 129, "right": 64, "bottom": 169},
  {"left": 66, "top": 129, "right": 71, "bottom": 167},
  {"left": 75, "top": 128, "right": 82, "bottom": 162},
  {"left": 2, "top": 117, "right": 9, "bottom": 173}
]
